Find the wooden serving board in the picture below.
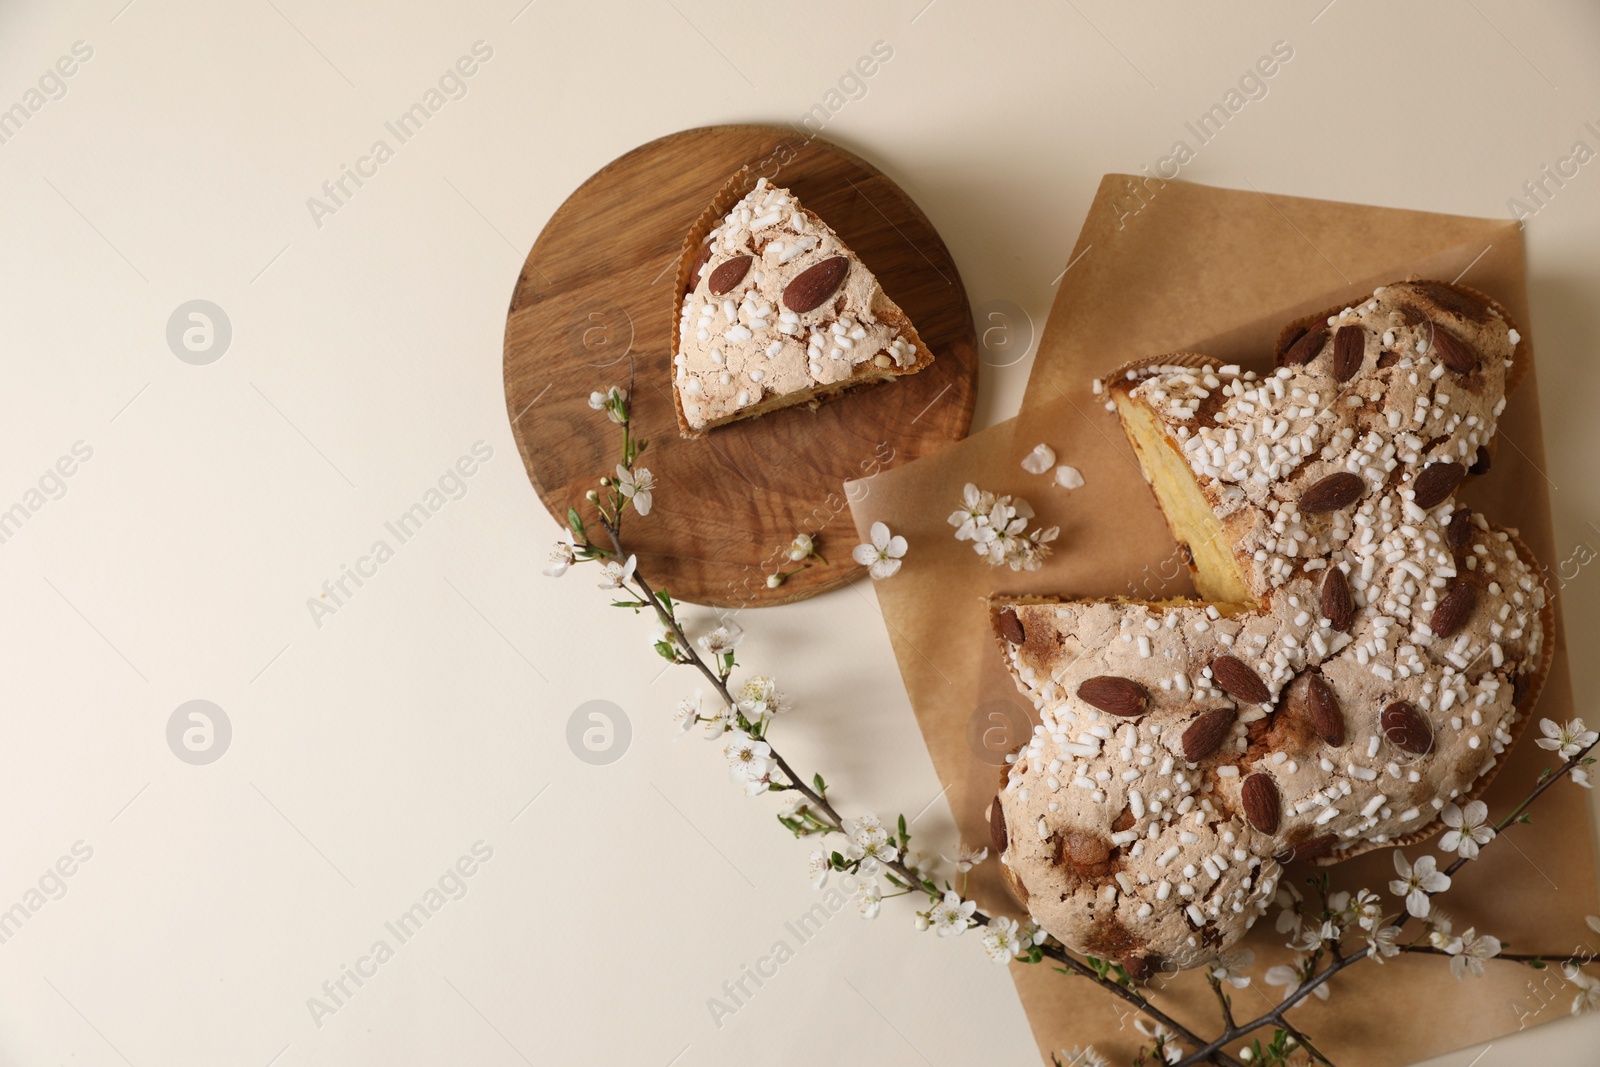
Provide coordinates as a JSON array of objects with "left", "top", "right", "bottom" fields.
[{"left": 504, "top": 124, "right": 977, "bottom": 607}]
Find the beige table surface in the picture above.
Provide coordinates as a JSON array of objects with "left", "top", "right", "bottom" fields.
[{"left": 0, "top": 2, "right": 1596, "bottom": 1065}]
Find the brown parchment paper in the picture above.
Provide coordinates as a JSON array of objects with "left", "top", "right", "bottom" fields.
[{"left": 847, "top": 176, "right": 1593, "bottom": 1065}]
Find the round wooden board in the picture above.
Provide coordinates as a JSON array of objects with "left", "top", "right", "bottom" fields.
[{"left": 504, "top": 124, "right": 977, "bottom": 608}]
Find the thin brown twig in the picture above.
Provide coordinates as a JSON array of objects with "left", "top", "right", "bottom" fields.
[{"left": 594, "top": 492, "right": 1244, "bottom": 1064}]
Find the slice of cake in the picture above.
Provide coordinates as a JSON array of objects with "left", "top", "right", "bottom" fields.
[{"left": 671, "top": 172, "right": 934, "bottom": 437}]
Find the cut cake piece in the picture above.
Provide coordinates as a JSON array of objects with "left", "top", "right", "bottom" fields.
[{"left": 671, "top": 171, "right": 934, "bottom": 438}]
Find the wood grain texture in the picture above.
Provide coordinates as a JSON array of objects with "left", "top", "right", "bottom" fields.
[{"left": 504, "top": 124, "right": 976, "bottom": 607}]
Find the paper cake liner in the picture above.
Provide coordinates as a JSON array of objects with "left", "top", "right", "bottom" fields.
[{"left": 668, "top": 165, "right": 936, "bottom": 439}]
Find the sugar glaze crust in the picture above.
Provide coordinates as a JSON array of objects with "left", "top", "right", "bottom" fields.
[{"left": 985, "top": 281, "right": 1551, "bottom": 972}]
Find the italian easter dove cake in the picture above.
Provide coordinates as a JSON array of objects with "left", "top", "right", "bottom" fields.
[
  {"left": 671, "top": 172, "right": 934, "bottom": 437},
  {"left": 984, "top": 280, "right": 1552, "bottom": 975}
]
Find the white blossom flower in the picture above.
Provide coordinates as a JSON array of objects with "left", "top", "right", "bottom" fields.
[
  {"left": 1446, "top": 927, "right": 1502, "bottom": 980},
  {"left": 949, "top": 483, "right": 997, "bottom": 541},
  {"left": 944, "top": 843, "right": 989, "bottom": 873},
  {"left": 1574, "top": 766, "right": 1594, "bottom": 789},
  {"left": 1565, "top": 965, "right": 1600, "bottom": 1015},
  {"left": 1440, "top": 800, "right": 1495, "bottom": 859},
  {"left": 853, "top": 876, "right": 882, "bottom": 919},
  {"left": 1056, "top": 1045, "right": 1109, "bottom": 1067},
  {"left": 614, "top": 465, "right": 655, "bottom": 516},
  {"left": 700, "top": 700, "right": 737, "bottom": 739},
  {"left": 928, "top": 891, "right": 976, "bottom": 937},
  {"left": 1353, "top": 889, "right": 1384, "bottom": 932},
  {"left": 787, "top": 533, "right": 814, "bottom": 561},
  {"left": 1264, "top": 956, "right": 1330, "bottom": 1002},
  {"left": 853, "top": 521, "right": 907, "bottom": 579},
  {"left": 901, "top": 849, "right": 933, "bottom": 879},
  {"left": 1390, "top": 850, "right": 1451, "bottom": 918},
  {"left": 597, "top": 554, "right": 637, "bottom": 590},
  {"left": 974, "top": 498, "right": 1028, "bottom": 561},
  {"left": 1426, "top": 910, "right": 1458, "bottom": 951},
  {"left": 724, "top": 734, "right": 773, "bottom": 792},
  {"left": 950, "top": 484, "right": 1058, "bottom": 570},
  {"left": 1537, "top": 717, "right": 1597, "bottom": 760},
  {"left": 842, "top": 814, "right": 899, "bottom": 872},
  {"left": 981, "top": 915, "right": 1025, "bottom": 963},
  {"left": 1133, "top": 1018, "right": 1183, "bottom": 1064},
  {"left": 737, "top": 676, "right": 790, "bottom": 717},
  {"left": 1367, "top": 925, "right": 1402, "bottom": 963},
  {"left": 544, "top": 539, "right": 576, "bottom": 577},
  {"left": 697, "top": 620, "right": 743, "bottom": 656},
  {"left": 807, "top": 849, "right": 831, "bottom": 889},
  {"left": 1289, "top": 919, "right": 1338, "bottom": 954},
  {"left": 1209, "top": 948, "right": 1254, "bottom": 989},
  {"left": 1019, "top": 920, "right": 1048, "bottom": 948},
  {"left": 588, "top": 386, "right": 627, "bottom": 422},
  {"left": 670, "top": 689, "right": 701, "bottom": 735},
  {"left": 1587, "top": 915, "right": 1600, "bottom": 937},
  {"left": 1274, "top": 884, "right": 1305, "bottom": 936}
]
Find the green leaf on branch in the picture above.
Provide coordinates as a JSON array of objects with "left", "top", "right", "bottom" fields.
[
  {"left": 654, "top": 640, "right": 677, "bottom": 662},
  {"left": 567, "top": 507, "right": 586, "bottom": 538},
  {"left": 812, "top": 772, "right": 827, "bottom": 798},
  {"left": 897, "top": 813, "right": 909, "bottom": 849}
]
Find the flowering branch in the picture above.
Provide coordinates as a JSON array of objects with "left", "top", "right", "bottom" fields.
[{"left": 548, "top": 381, "right": 1595, "bottom": 1067}]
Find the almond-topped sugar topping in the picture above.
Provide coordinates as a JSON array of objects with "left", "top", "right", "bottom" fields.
[
  {"left": 1298, "top": 472, "right": 1366, "bottom": 513},
  {"left": 1076, "top": 675, "right": 1147, "bottom": 717},
  {"left": 1282, "top": 324, "right": 1328, "bottom": 366},
  {"left": 1210, "top": 655, "right": 1270, "bottom": 704},
  {"left": 1305, "top": 673, "right": 1345, "bottom": 747},
  {"left": 1332, "top": 324, "right": 1364, "bottom": 382},
  {"left": 1412, "top": 461, "right": 1465, "bottom": 510},
  {"left": 706, "top": 254, "right": 752, "bottom": 295},
  {"left": 781, "top": 256, "right": 849, "bottom": 312},
  {"left": 997, "top": 607, "right": 1026, "bottom": 645},
  {"left": 1181, "top": 707, "right": 1236, "bottom": 762},
  {"left": 1320, "top": 568, "right": 1354, "bottom": 632},
  {"left": 1241, "top": 774, "right": 1281, "bottom": 834},
  {"left": 1430, "top": 581, "right": 1478, "bottom": 638},
  {"left": 1381, "top": 700, "right": 1433, "bottom": 755},
  {"left": 1428, "top": 321, "right": 1478, "bottom": 373}
]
